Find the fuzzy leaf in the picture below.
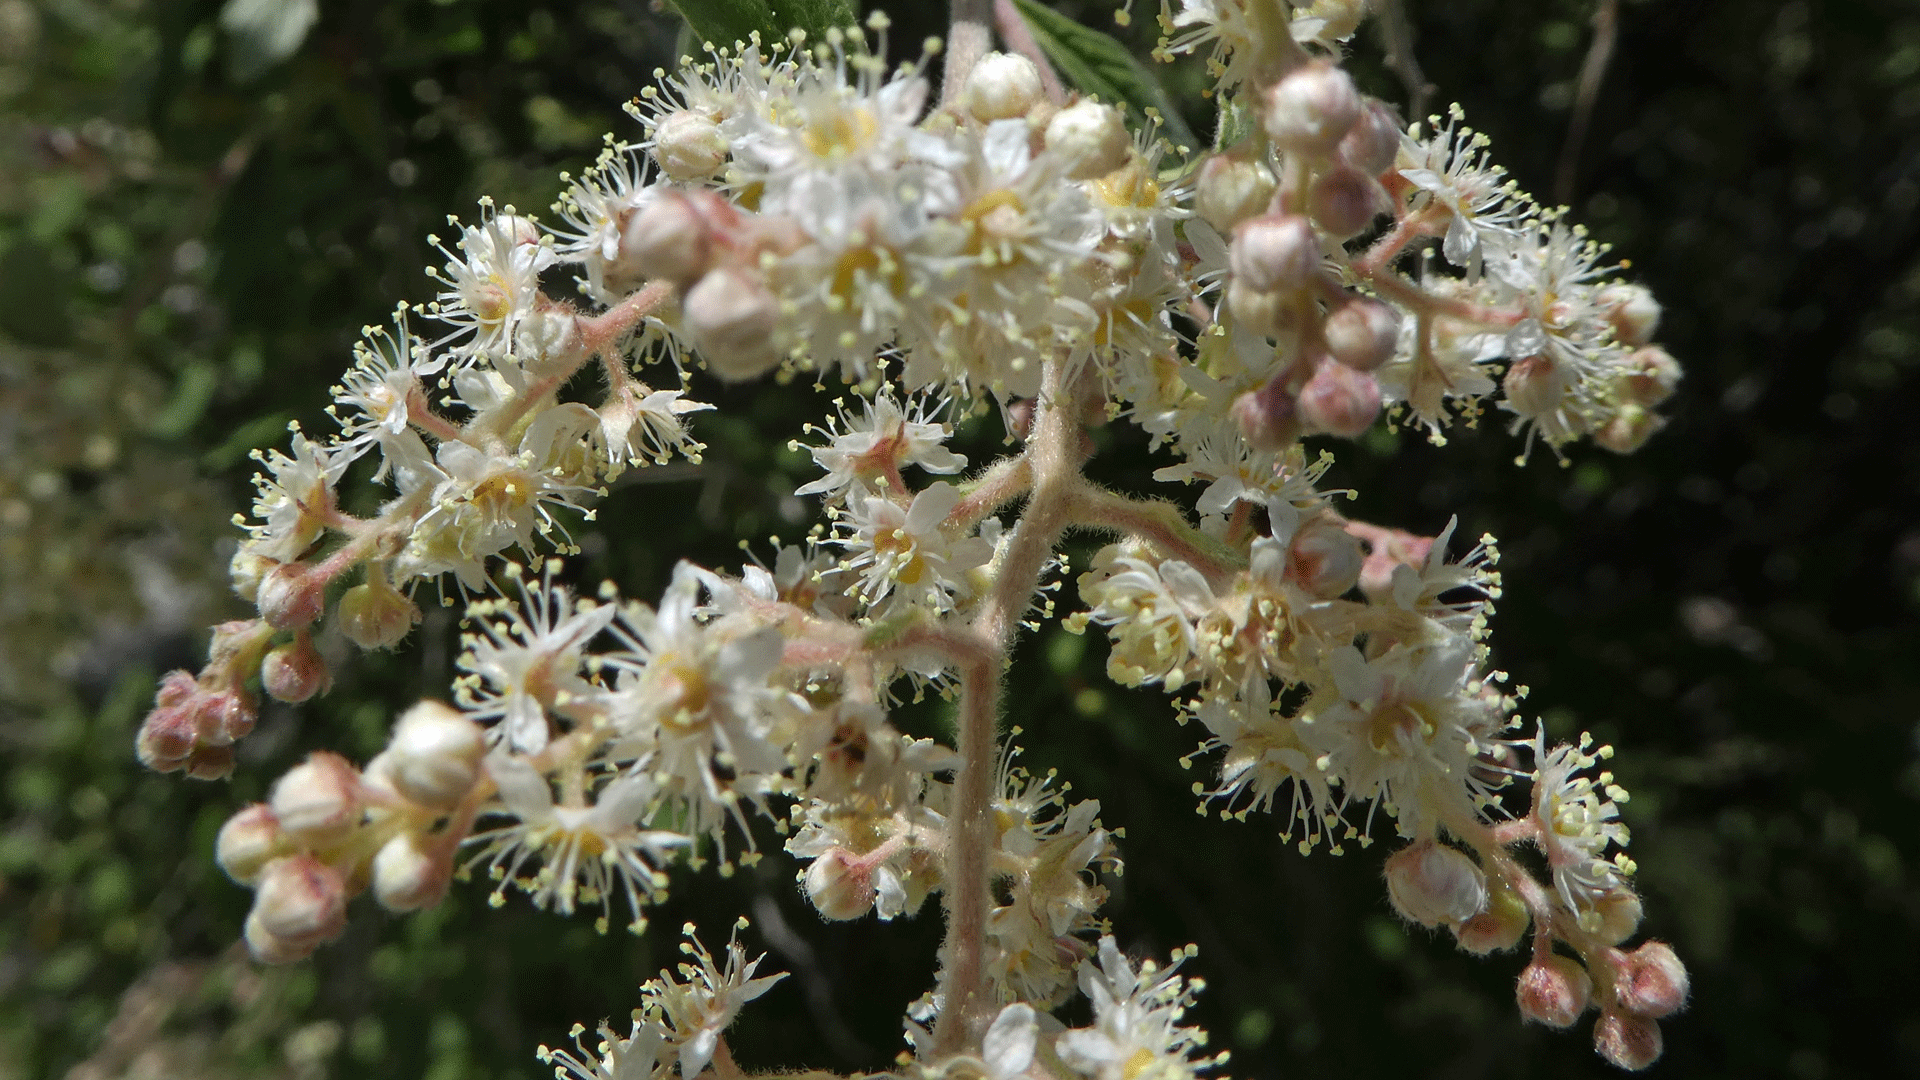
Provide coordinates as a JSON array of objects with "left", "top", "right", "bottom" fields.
[{"left": 1009, "top": 0, "right": 1198, "bottom": 152}]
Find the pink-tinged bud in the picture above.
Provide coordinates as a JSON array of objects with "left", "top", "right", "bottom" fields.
[
  {"left": 269, "top": 752, "right": 364, "bottom": 845},
  {"left": 1297, "top": 360, "right": 1381, "bottom": 437},
  {"left": 1287, "top": 515, "right": 1364, "bottom": 599},
  {"left": 1619, "top": 345, "right": 1681, "bottom": 408},
  {"left": 371, "top": 833, "right": 453, "bottom": 912},
  {"left": 623, "top": 192, "right": 713, "bottom": 287},
  {"left": 1516, "top": 954, "right": 1593, "bottom": 1028},
  {"left": 190, "top": 689, "right": 257, "bottom": 745},
  {"left": 804, "top": 848, "right": 878, "bottom": 921},
  {"left": 652, "top": 109, "right": 728, "bottom": 181},
  {"left": 1384, "top": 838, "right": 1488, "bottom": 927},
  {"left": 384, "top": 700, "right": 486, "bottom": 810},
  {"left": 136, "top": 672, "right": 201, "bottom": 770},
  {"left": 229, "top": 549, "right": 269, "bottom": 604},
  {"left": 1597, "top": 283, "right": 1662, "bottom": 346},
  {"left": 1339, "top": 98, "right": 1404, "bottom": 177},
  {"left": 1324, "top": 296, "right": 1402, "bottom": 372},
  {"left": 1231, "top": 377, "right": 1304, "bottom": 451},
  {"left": 685, "top": 267, "right": 781, "bottom": 382},
  {"left": 1230, "top": 214, "right": 1320, "bottom": 293},
  {"left": 1226, "top": 280, "right": 1301, "bottom": 339},
  {"left": 1593, "top": 1008, "right": 1664, "bottom": 1071},
  {"left": 1195, "top": 154, "right": 1278, "bottom": 233},
  {"left": 1594, "top": 404, "right": 1664, "bottom": 455},
  {"left": 1591, "top": 890, "right": 1643, "bottom": 946},
  {"left": 965, "top": 52, "right": 1044, "bottom": 121},
  {"left": 217, "top": 804, "right": 287, "bottom": 885},
  {"left": 256, "top": 562, "right": 324, "bottom": 631},
  {"left": 1453, "top": 880, "right": 1530, "bottom": 954},
  {"left": 1617, "top": 942, "right": 1689, "bottom": 1019},
  {"left": 248, "top": 854, "right": 348, "bottom": 959},
  {"left": 261, "top": 634, "right": 330, "bottom": 704},
  {"left": 1045, "top": 100, "right": 1131, "bottom": 180},
  {"left": 184, "top": 743, "right": 235, "bottom": 780},
  {"left": 1502, "top": 354, "right": 1568, "bottom": 419},
  {"left": 337, "top": 578, "right": 420, "bottom": 650},
  {"left": 1308, "top": 166, "right": 1385, "bottom": 239},
  {"left": 1263, "top": 61, "right": 1361, "bottom": 157}
]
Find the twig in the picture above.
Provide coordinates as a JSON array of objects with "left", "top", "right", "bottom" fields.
[
  {"left": 1372, "top": 0, "right": 1433, "bottom": 120},
  {"left": 993, "top": 0, "right": 1066, "bottom": 104},
  {"left": 1553, "top": 0, "right": 1621, "bottom": 207}
]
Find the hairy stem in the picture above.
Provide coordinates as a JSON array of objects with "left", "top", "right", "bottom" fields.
[{"left": 941, "top": 0, "right": 994, "bottom": 107}]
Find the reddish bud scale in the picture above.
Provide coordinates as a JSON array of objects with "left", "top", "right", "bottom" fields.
[
  {"left": 1616, "top": 941, "right": 1689, "bottom": 1019},
  {"left": 1517, "top": 955, "right": 1593, "bottom": 1028},
  {"left": 257, "top": 562, "right": 325, "bottom": 631},
  {"left": 1593, "top": 1008, "right": 1664, "bottom": 1071}
]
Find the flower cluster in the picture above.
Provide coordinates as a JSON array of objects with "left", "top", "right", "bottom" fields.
[{"left": 142, "top": 1, "right": 1690, "bottom": 1075}]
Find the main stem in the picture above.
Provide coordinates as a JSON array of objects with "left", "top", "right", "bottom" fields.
[{"left": 934, "top": 358, "right": 1080, "bottom": 1054}]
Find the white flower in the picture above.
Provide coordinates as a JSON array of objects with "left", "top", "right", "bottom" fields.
[
  {"left": 1056, "top": 937, "right": 1219, "bottom": 1080},
  {"left": 795, "top": 391, "right": 966, "bottom": 501},
  {"left": 1071, "top": 545, "right": 1215, "bottom": 689},
  {"left": 1532, "top": 728, "right": 1635, "bottom": 925},
  {"left": 835, "top": 482, "right": 994, "bottom": 615},
  {"left": 987, "top": 753, "right": 1121, "bottom": 1006},
  {"left": 538, "top": 1017, "right": 671, "bottom": 1080},
  {"left": 329, "top": 306, "right": 441, "bottom": 487},
  {"left": 454, "top": 563, "right": 617, "bottom": 753},
  {"left": 425, "top": 201, "right": 556, "bottom": 363},
  {"left": 1398, "top": 104, "right": 1533, "bottom": 271},
  {"left": 397, "top": 433, "right": 595, "bottom": 592},
  {"left": 1192, "top": 681, "right": 1342, "bottom": 853},
  {"left": 550, "top": 144, "right": 656, "bottom": 303},
  {"left": 242, "top": 426, "right": 351, "bottom": 563},
  {"left": 644, "top": 921, "right": 787, "bottom": 1080}
]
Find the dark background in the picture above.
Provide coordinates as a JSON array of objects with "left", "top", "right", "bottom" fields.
[{"left": 1, "top": 0, "right": 1915, "bottom": 1077}]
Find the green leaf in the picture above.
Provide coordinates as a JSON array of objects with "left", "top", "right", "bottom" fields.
[
  {"left": 662, "top": 0, "right": 856, "bottom": 49},
  {"left": 1009, "top": 0, "right": 1199, "bottom": 153}
]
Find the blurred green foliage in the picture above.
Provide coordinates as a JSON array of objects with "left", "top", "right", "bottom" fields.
[{"left": 2, "top": 0, "right": 1917, "bottom": 1078}]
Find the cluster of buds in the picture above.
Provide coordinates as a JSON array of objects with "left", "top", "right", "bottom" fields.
[
  {"left": 214, "top": 703, "right": 488, "bottom": 961},
  {"left": 134, "top": 620, "right": 272, "bottom": 777}
]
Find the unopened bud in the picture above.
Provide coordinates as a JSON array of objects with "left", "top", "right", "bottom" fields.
[
  {"left": 965, "top": 52, "right": 1043, "bottom": 121},
  {"left": 804, "top": 848, "right": 877, "bottom": 920},
  {"left": 1323, "top": 296, "right": 1402, "bottom": 372},
  {"left": 338, "top": 577, "right": 420, "bottom": 650},
  {"left": 136, "top": 671, "right": 201, "bottom": 770},
  {"left": 1231, "top": 377, "right": 1303, "bottom": 451},
  {"left": 1516, "top": 954, "right": 1592, "bottom": 1028},
  {"left": 1453, "top": 878, "right": 1530, "bottom": 954},
  {"left": 1230, "top": 214, "right": 1320, "bottom": 293},
  {"left": 1263, "top": 61, "right": 1361, "bottom": 157},
  {"left": 257, "top": 562, "right": 324, "bottom": 631},
  {"left": 1308, "top": 166, "right": 1384, "bottom": 239},
  {"left": 193, "top": 689, "right": 257, "bottom": 745},
  {"left": 262, "top": 634, "right": 330, "bottom": 704},
  {"left": 1594, "top": 404, "right": 1664, "bottom": 455},
  {"left": 217, "top": 804, "right": 287, "bottom": 885},
  {"left": 1226, "top": 279, "right": 1299, "bottom": 339},
  {"left": 1616, "top": 941, "right": 1689, "bottom": 1019},
  {"left": 372, "top": 832, "right": 453, "bottom": 912},
  {"left": 652, "top": 109, "right": 728, "bottom": 181},
  {"left": 1384, "top": 838, "right": 1488, "bottom": 927},
  {"left": 384, "top": 700, "right": 487, "bottom": 810},
  {"left": 230, "top": 549, "right": 270, "bottom": 604},
  {"left": 1503, "top": 354, "right": 1567, "bottom": 419},
  {"left": 1593, "top": 1008, "right": 1663, "bottom": 1071},
  {"left": 1297, "top": 360, "right": 1381, "bottom": 437},
  {"left": 1339, "top": 98, "right": 1404, "bottom": 178},
  {"left": 269, "top": 752, "right": 363, "bottom": 845},
  {"left": 1618, "top": 345, "right": 1681, "bottom": 407},
  {"left": 1590, "top": 890, "right": 1643, "bottom": 946},
  {"left": 185, "top": 743, "right": 236, "bottom": 780},
  {"left": 1597, "top": 283, "right": 1662, "bottom": 346},
  {"left": 1195, "top": 154, "right": 1278, "bottom": 233},
  {"left": 249, "top": 854, "right": 348, "bottom": 959},
  {"left": 1287, "top": 515, "right": 1364, "bottom": 598},
  {"left": 685, "top": 267, "right": 781, "bottom": 382},
  {"left": 1045, "top": 100, "right": 1131, "bottom": 179},
  {"left": 623, "top": 192, "right": 713, "bottom": 287}
]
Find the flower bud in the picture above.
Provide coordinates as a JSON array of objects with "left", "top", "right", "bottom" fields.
[
  {"left": 1263, "top": 61, "right": 1361, "bottom": 157},
  {"left": 1286, "top": 514, "right": 1364, "bottom": 598},
  {"left": 217, "top": 804, "right": 287, "bottom": 885},
  {"left": 192, "top": 689, "right": 258, "bottom": 745},
  {"left": 185, "top": 743, "right": 236, "bottom": 780},
  {"left": 1229, "top": 214, "right": 1320, "bottom": 293},
  {"left": 623, "top": 192, "right": 713, "bottom": 288},
  {"left": 135, "top": 671, "right": 201, "bottom": 770},
  {"left": 248, "top": 854, "right": 347, "bottom": 958},
  {"left": 1618, "top": 345, "right": 1681, "bottom": 407},
  {"left": 337, "top": 577, "right": 420, "bottom": 650},
  {"left": 1502, "top": 354, "right": 1567, "bottom": 419},
  {"left": 804, "top": 848, "right": 877, "bottom": 920},
  {"left": 1616, "top": 941, "right": 1689, "bottom": 1019},
  {"left": 1597, "top": 283, "right": 1661, "bottom": 346},
  {"left": 1226, "top": 280, "right": 1299, "bottom": 339},
  {"left": 1323, "top": 296, "right": 1402, "bottom": 372},
  {"left": 230, "top": 549, "right": 270, "bottom": 604},
  {"left": 1045, "top": 100, "right": 1131, "bottom": 180},
  {"left": 1195, "top": 154, "right": 1278, "bottom": 233},
  {"left": 685, "top": 266, "right": 781, "bottom": 382},
  {"left": 269, "top": 751, "right": 364, "bottom": 846},
  {"left": 964, "top": 52, "right": 1043, "bottom": 121},
  {"left": 1593, "top": 1008, "right": 1664, "bottom": 1071},
  {"left": 1590, "top": 890, "right": 1643, "bottom": 946},
  {"left": 1453, "top": 878, "right": 1530, "bottom": 954},
  {"left": 371, "top": 832, "right": 453, "bottom": 912},
  {"left": 262, "top": 635, "right": 330, "bottom": 704},
  {"left": 1308, "top": 166, "right": 1384, "bottom": 239},
  {"left": 1384, "top": 839, "right": 1488, "bottom": 927},
  {"left": 1339, "top": 98, "right": 1404, "bottom": 178},
  {"left": 384, "top": 700, "right": 486, "bottom": 810},
  {"left": 256, "top": 561, "right": 324, "bottom": 631},
  {"left": 1231, "top": 377, "right": 1303, "bottom": 451},
  {"left": 1516, "top": 954, "right": 1592, "bottom": 1028},
  {"left": 243, "top": 910, "right": 315, "bottom": 964},
  {"left": 652, "top": 109, "right": 728, "bottom": 181},
  {"left": 1594, "top": 404, "right": 1664, "bottom": 455},
  {"left": 1297, "top": 360, "right": 1381, "bottom": 437}
]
